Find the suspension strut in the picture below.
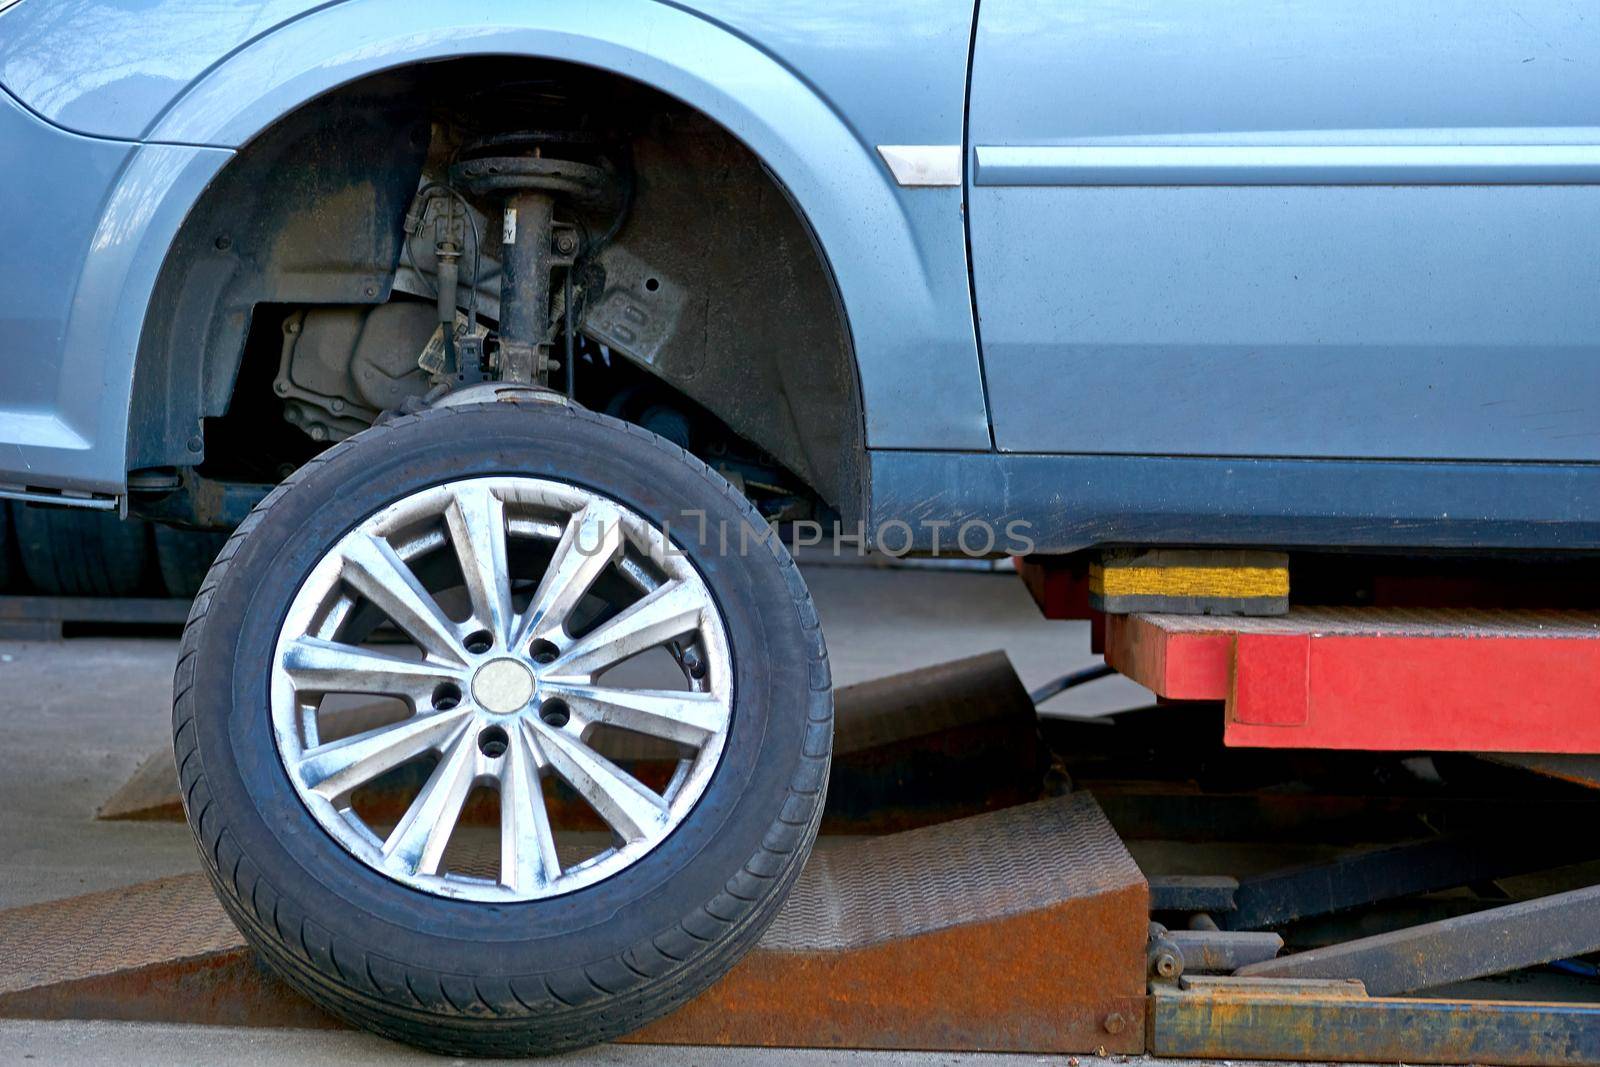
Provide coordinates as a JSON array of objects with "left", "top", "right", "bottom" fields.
[{"left": 451, "top": 148, "right": 614, "bottom": 385}]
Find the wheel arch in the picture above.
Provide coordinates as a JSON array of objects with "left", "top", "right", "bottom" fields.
[{"left": 122, "top": 0, "right": 986, "bottom": 520}]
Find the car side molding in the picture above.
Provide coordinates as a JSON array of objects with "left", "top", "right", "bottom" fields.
[{"left": 973, "top": 143, "right": 1600, "bottom": 186}]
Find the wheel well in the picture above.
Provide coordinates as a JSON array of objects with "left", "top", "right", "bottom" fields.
[{"left": 127, "top": 58, "right": 865, "bottom": 524}]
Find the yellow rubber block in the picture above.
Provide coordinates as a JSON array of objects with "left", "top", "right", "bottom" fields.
[{"left": 1089, "top": 563, "right": 1288, "bottom": 600}]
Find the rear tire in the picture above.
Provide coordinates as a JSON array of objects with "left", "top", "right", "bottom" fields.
[
  {"left": 173, "top": 399, "right": 831, "bottom": 1055},
  {"left": 153, "top": 525, "right": 230, "bottom": 599},
  {"left": 0, "top": 502, "right": 16, "bottom": 591},
  {"left": 14, "top": 504, "right": 152, "bottom": 596}
]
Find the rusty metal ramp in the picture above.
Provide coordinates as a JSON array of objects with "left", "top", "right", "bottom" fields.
[
  {"left": 0, "top": 874, "right": 327, "bottom": 1030},
  {"left": 0, "top": 793, "right": 1148, "bottom": 1053},
  {"left": 635, "top": 792, "right": 1149, "bottom": 1051}
]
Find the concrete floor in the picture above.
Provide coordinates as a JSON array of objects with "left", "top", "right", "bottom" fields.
[
  {"left": 3, "top": 1019, "right": 1232, "bottom": 1067},
  {"left": 0, "top": 564, "right": 1153, "bottom": 1061}
]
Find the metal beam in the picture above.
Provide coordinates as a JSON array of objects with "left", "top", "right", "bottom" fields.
[
  {"left": 1483, "top": 753, "right": 1600, "bottom": 792},
  {"left": 1219, "top": 832, "right": 1598, "bottom": 931},
  {"left": 1237, "top": 883, "right": 1600, "bottom": 996},
  {"left": 1149, "top": 876, "right": 1238, "bottom": 914},
  {"left": 1152, "top": 976, "right": 1600, "bottom": 1065},
  {"left": 1163, "top": 929, "right": 1283, "bottom": 974}
]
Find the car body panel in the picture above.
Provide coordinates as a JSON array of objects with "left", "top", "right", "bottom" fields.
[
  {"left": 0, "top": 87, "right": 232, "bottom": 495},
  {"left": 143, "top": 1, "right": 987, "bottom": 464},
  {"left": 0, "top": 0, "right": 973, "bottom": 150},
  {"left": 3, "top": 0, "right": 1600, "bottom": 552},
  {"left": 0, "top": 0, "right": 329, "bottom": 140},
  {"left": 0, "top": 0, "right": 988, "bottom": 501},
  {"left": 968, "top": 0, "right": 1600, "bottom": 460}
]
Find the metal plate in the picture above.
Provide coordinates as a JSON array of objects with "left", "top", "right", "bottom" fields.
[{"left": 3, "top": 795, "right": 1149, "bottom": 1053}]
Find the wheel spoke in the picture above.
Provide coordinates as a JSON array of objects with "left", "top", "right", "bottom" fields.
[
  {"left": 340, "top": 532, "right": 465, "bottom": 664},
  {"left": 382, "top": 722, "right": 478, "bottom": 877},
  {"left": 500, "top": 726, "right": 561, "bottom": 891},
  {"left": 445, "top": 484, "right": 513, "bottom": 643},
  {"left": 542, "top": 682, "right": 729, "bottom": 747},
  {"left": 281, "top": 636, "right": 461, "bottom": 700},
  {"left": 513, "top": 501, "right": 624, "bottom": 648},
  {"left": 273, "top": 476, "right": 734, "bottom": 901},
  {"left": 527, "top": 719, "right": 669, "bottom": 843},
  {"left": 545, "top": 581, "right": 707, "bottom": 681},
  {"left": 295, "top": 707, "right": 471, "bottom": 801}
]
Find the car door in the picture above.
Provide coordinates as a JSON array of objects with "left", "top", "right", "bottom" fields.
[{"left": 967, "top": 0, "right": 1600, "bottom": 461}]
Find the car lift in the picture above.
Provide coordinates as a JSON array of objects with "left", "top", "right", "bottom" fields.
[{"left": 7, "top": 554, "right": 1600, "bottom": 1063}]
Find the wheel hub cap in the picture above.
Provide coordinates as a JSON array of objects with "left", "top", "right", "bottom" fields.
[
  {"left": 267, "top": 475, "right": 733, "bottom": 902},
  {"left": 471, "top": 658, "right": 534, "bottom": 714}
]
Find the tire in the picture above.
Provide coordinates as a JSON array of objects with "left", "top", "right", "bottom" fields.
[
  {"left": 173, "top": 399, "right": 832, "bottom": 1056},
  {"left": 153, "top": 524, "right": 231, "bottom": 599},
  {"left": 14, "top": 503, "right": 152, "bottom": 596},
  {"left": 0, "top": 502, "right": 15, "bottom": 591}
]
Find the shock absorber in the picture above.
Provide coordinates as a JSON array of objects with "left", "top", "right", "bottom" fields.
[{"left": 451, "top": 142, "right": 614, "bottom": 385}]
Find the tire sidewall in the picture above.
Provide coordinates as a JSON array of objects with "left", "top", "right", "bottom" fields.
[{"left": 188, "top": 403, "right": 811, "bottom": 977}]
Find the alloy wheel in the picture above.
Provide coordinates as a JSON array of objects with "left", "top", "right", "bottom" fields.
[{"left": 268, "top": 476, "right": 732, "bottom": 901}]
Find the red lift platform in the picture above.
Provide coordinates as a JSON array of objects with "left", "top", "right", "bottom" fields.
[
  {"left": 1104, "top": 607, "right": 1600, "bottom": 753},
  {"left": 1017, "top": 552, "right": 1600, "bottom": 755}
]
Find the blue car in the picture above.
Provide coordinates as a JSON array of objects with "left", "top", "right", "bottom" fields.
[{"left": 3, "top": 0, "right": 1597, "bottom": 1051}]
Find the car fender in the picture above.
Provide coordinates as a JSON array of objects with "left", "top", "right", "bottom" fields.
[{"left": 45, "top": 0, "right": 986, "bottom": 497}]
